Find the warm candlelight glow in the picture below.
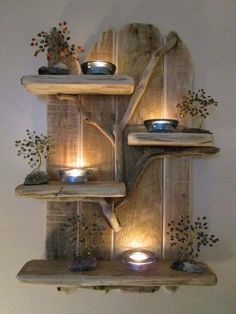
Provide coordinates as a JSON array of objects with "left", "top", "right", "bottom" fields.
[
  {"left": 66, "top": 168, "right": 85, "bottom": 177},
  {"left": 77, "top": 157, "right": 85, "bottom": 168},
  {"left": 129, "top": 251, "right": 149, "bottom": 262}
]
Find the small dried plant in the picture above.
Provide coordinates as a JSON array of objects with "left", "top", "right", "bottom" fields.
[
  {"left": 63, "top": 212, "right": 106, "bottom": 259},
  {"left": 15, "top": 129, "right": 51, "bottom": 171},
  {"left": 30, "top": 21, "right": 84, "bottom": 62},
  {"left": 167, "top": 215, "right": 219, "bottom": 261},
  {"left": 176, "top": 89, "right": 218, "bottom": 128}
]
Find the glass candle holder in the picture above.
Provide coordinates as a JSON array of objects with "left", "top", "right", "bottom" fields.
[
  {"left": 58, "top": 168, "right": 93, "bottom": 184},
  {"left": 120, "top": 249, "right": 158, "bottom": 271}
]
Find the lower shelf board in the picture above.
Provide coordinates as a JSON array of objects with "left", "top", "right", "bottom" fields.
[
  {"left": 15, "top": 181, "right": 126, "bottom": 201},
  {"left": 17, "top": 260, "right": 217, "bottom": 288}
]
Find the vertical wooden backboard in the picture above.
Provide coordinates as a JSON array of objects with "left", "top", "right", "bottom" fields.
[
  {"left": 80, "top": 29, "right": 117, "bottom": 259},
  {"left": 47, "top": 95, "right": 80, "bottom": 259},
  {"left": 114, "top": 24, "right": 164, "bottom": 257},
  {"left": 163, "top": 34, "right": 194, "bottom": 259}
]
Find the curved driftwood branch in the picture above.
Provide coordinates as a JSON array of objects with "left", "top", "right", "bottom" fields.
[
  {"left": 115, "top": 146, "right": 220, "bottom": 210},
  {"left": 97, "top": 199, "right": 121, "bottom": 232},
  {"left": 57, "top": 94, "right": 115, "bottom": 147},
  {"left": 119, "top": 32, "right": 179, "bottom": 131}
]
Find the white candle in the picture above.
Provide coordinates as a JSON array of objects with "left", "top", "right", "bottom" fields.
[
  {"left": 129, "top": 251, "right": 149, "bottom": 262},
  {"left": 66, "top": 168, "right": 85, "bottom": 177}
]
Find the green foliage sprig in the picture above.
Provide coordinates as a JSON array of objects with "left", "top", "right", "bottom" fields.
[
  {"left": 176, "top": 89, "right": 218, "bottom": 128},
  {"left": 30, "top": 21, "right": 84, "bottom": 61},
  {"left": 167, "top": 215, "right": 219, "bottom": 261},
  {"left": 15, "top": 129, "right": 51, "bottom": 171},
  {"left": 63, "top": 212, "right": 106, "bottom": 259}
]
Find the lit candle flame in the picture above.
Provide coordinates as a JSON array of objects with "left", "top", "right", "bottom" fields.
[
  {"left": 129, "top": 251, "right": 149, "bottom": 262},
  {"left": 66, "top": 168, "right": 84, "bottom": 177}
]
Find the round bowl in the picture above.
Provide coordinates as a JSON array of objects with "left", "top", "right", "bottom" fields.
[
  {"left": 120, "top": 249, "right": 158, "bottom": 272},
  {"left": 81, "top": 61, "right": 116, "bottom": 75},
  {"left": 144, "top": 119, "right": 179, "bottom": 133}
]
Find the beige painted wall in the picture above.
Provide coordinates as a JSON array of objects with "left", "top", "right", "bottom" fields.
[{"left": 0, "top": 0, "right": 235, "bottom": 313}]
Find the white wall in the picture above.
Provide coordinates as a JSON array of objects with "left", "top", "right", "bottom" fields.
[{"left": 0, "top": 0, "right": 235, "bottom": 313}]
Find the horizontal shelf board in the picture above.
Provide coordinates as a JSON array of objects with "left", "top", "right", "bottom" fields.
[
  {"left": 17, "top": 260, "right": 217, "bottom": 287},
  {"left": 15, "top": 181, "right": 126, "bottom": 201},
  {"left": 128, "top": 132, "right": 214, "bottom": 147},
  {"left": 21, "top": 75, "right": 134, "bottom": 95}
]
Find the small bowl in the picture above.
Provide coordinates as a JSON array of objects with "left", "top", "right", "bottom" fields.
[
  {"left": 120, "top": 249, "right": 158, "bottom": 272},
  {"left": 81, "top": 61, "right": 116, "bottom": 75},
  {"left": 144, "top": 119, "right": 179, "bottom": 133},
  {"left": 58, "top": 168, "right": 93, "bottom": 184}
]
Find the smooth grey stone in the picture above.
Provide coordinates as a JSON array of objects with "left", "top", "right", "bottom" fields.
[
  {"left": 24, "top": 170, "right": 50, "bottom": 185},
  {"left": 171, "top": 260, "right": 203, "bottom": 273}
]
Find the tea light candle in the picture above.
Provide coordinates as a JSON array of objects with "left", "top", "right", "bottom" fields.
[
  {"left": 59, "top": 168, "right": 93, "bottom": 184},
  {"left": 120, "top": 249, "right": 158, "bottom": 271}
]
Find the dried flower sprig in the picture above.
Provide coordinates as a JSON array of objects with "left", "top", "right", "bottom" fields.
[
  {"left": 15, "top": 129, "right": 51, "bottom": 171},
  {"left": 167, "top": 215, "right": 219, "bottom": 261},
  {"left": 176, "top": 89, "right": 218, "bottom": 128},
  {"left": 30, "top": 21, "right": 84, "bottom": 61},
  {"left": 63, "top": 212, "right": 106, "bottom": 259}
]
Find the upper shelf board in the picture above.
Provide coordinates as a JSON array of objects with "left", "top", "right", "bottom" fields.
[
  {"left": 128, "top": 132, "right": 214, "bottom": 147},
  {"left": 21, "top": 75, "right": 134, "bottom": 95},
  {"left": 17, "top": 259, "right": 217, "bottom": 287},
  {"left": 15, "top": 181, "right": 126, "bottom": 201}
]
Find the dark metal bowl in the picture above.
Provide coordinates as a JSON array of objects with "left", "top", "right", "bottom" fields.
[
  {"left": 144, "top": 119, "right": 179, "bottom": 133},
  {"left": 81, "top": 61, "right": 116, "bottom": 75}
]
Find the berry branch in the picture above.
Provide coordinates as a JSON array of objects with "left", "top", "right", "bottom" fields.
[
  {"left": 176, "top": 89, "right": 218, "bottom": 128},
  {"left": 15, "top": 130, "right": 51, "bottom": 171},
  {"left": 30, "top": 21, "right": 84, "bottom": 62},
  {"left": 167, "top": 215, "right": 219, "bottom": 261}
]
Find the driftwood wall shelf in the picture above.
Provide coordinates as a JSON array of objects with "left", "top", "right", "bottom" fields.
[{"left": 16, "top": 23, "right": 219, "bottom": 293}]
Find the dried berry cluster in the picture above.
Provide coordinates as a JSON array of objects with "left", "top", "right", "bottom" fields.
[
  {"left": 176, "top": 89, "right": 218, "bottom": 128},
  {"left": 30, "top": 21, "right": 84, "bottom": 61},
  {"left": 15, "top": 129, "right": 51, "bottom": 170},
  {"left": 167, "top": 215, "right": 219, "bottom": 261},
  {"left": 63, "top": 212, "right": 106, "bottom": 259}
]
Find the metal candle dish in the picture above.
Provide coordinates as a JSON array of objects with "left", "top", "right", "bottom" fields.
[
  {"left": 120, "top": 249, "right": 158, "bottom": 271},
  {"left": 81, "top": 61, "right": 116, "bottom": 75},
  {"left": 144, "top": 119, "right": 179, "bottom": 133},
  {"left": 59, "top": 168, "right": 93, "bottom": 184}
]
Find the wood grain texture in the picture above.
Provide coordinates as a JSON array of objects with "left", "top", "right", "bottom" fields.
[
  {"left": 15, "top": 181, "right": 126, "bottom": 200},
  {"left": 80, "top": 28, "right": 117, "bottom": 259},
  {"left": 21, "top": 75, "right": 134, "bottom": 95},
  {"left": 114, "top": 24, "right": 164, "bottom": 258},
  {"left": 47, "top": 100, "right": 79, "bottom": 259},
  {"left": 46, "top": 57, "right": 81, "bottom": 259},
  {"left": 128, "top": 132, "right": 213, "bottom": 146},
  {"left": 17, "top": 259, "right": 217, "bottom": 287},
  {"left": 163, "top": 33, "right": 194, "bottom": 260}
]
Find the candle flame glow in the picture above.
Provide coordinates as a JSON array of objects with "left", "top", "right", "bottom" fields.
[
  {"left": 129, "top": 251, "right": 149, "bottom": 262},
  {"left": 66, "top": 168, "right": 84, "bottom": 177},
  {"left": 77, "top": 157, "right": 84, "bottom": 168}
]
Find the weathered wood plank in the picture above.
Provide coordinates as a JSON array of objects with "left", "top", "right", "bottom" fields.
[
  {"left": 17, "top": 259, "right": 217, "bottom": 287},
  {"left": 128, "top": 132, "right": 213, "bottom": 147},
  {"left": 80, "top": 28, "right": 117, "bottom": 259},
  {"left": 15, "top": 181, "right": 126, "bottom": 200},
  {"left": 163, "top": 33, "right": 194, "bottom": 260},
  {"left": 115, "top": 24, "right": 164, "bottom": 258},
  {"left": 46, "top": 58, "right": 81, "bottom": 259},
  {"left": 21, "top": 75, "right": 134, "bottom": 95}
]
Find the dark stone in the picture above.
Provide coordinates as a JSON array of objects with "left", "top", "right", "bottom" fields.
[
  {"left": 24, "top": 170, "right": 50, "bottom": 185},
  {"left": 38, "top": 65, "right": 69, "bottom": 75},
  {"left": 170, "top": 260, "right": 203, "bottom": 273},
  {"left": 68, "top": 256, "right": 97, "bottom": 272}
]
